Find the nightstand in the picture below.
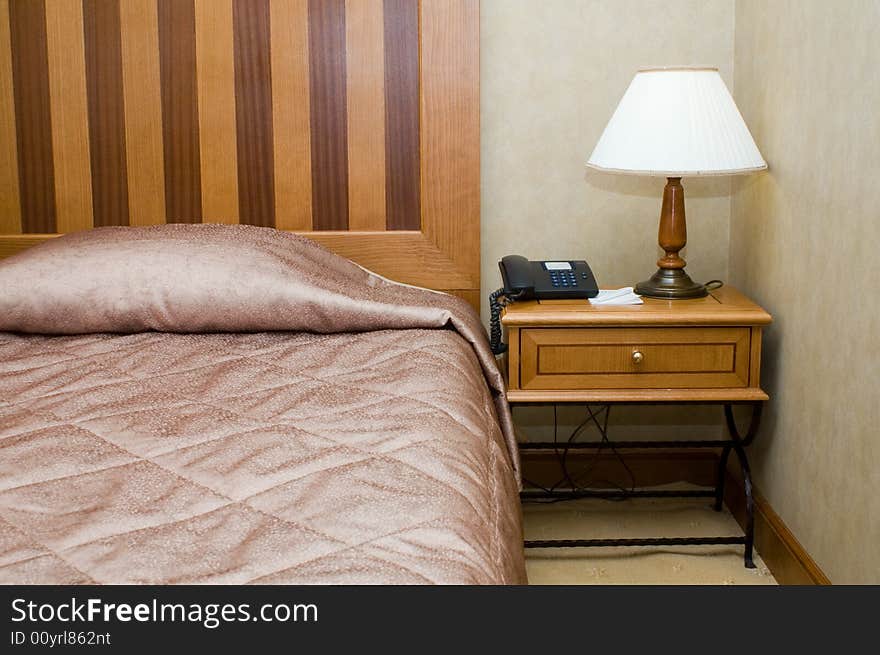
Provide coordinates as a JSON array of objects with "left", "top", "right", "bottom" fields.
[{"left": 502, "top": 286, "right": 772, "bottom": 567}]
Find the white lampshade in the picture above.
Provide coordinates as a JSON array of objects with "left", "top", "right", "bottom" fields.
[{"left": 587, "top": 67, "right": 766, "bottom": 177}]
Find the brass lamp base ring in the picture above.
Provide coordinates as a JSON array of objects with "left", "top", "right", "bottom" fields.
[{"left": 635, "top": 268, "right": 708, "bottom": 299}]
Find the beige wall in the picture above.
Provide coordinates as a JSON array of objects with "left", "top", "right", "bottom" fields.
[
  {"left": 481, "top": 0, "right": 879, "bottom": 582},
  {"left": 481, "top": 0, "right": 735, "bottom": 436},
  {"left": 481, "top": 0, "right": 736, "bottom": 311},
  {"left": 730, "top": 0, "right": 880, "bottom": 583}
]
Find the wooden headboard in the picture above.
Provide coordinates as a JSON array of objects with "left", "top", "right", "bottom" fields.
[{"left": 0, "top": 0, "right": 479, "bottom": 309}]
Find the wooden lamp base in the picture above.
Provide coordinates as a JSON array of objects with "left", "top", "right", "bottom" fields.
[{"left": 634, "top": 177, "right": 708, "bottom": 299}]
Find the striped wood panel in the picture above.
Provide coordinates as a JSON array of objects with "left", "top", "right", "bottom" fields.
[
  {"left": 120, "top": 0, "right": 166, "bottom": 226},
  {"left": 194, "top": 0, "right": 238, "bottom": 224},
  {"left": 45, "top": 0, "right": 93, "bottom": 233},
  {"left": 233, "top": 0, "right": 274, "bottom": 226},
  {"left": 158, "top": 0, "right": 202, "bottom": 222},
  {"left": 0, "top": 0, "right": 479, "bottom": 305},
  {"left": 8, "top": 0, "right": 55, "bottom": 233},
  {"left": 83, "top": 0, "right": 129, "bottom": 226}
]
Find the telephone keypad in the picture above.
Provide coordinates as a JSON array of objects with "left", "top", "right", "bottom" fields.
[{"left": 550, "top": 269, "right": 578, "bottom": 288}]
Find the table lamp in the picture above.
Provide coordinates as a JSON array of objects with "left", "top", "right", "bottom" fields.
[{"left": 587, "top": 67, "right": 766, "bottom": 299}]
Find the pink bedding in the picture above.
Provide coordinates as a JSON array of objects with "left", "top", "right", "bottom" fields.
[{"left": 0, "top": 226, "right": 526, "bottom": 584}]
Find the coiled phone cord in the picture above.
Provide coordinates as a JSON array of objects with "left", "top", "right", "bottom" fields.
[{"left": 489, "top": 288, "right": 523, "bottom": 355}]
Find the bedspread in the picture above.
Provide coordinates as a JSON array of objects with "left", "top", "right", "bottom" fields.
[
  {"left": 0, "top": 225, "right": 526, "bottom": 584},
  {"left": 0, "top": 327, "right": 526, "bottom": 584}
]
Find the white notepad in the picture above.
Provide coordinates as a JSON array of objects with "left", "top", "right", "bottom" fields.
[{"left": 589, "top": 287, "right": 643, "bottom": 305}]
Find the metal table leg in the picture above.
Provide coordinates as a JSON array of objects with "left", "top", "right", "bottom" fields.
[
  {"left": 520, "top": 401, "right": 765, "bottom": 569},
  {"left": 720, "top": 402, "right": 763, "bottom": 568}
]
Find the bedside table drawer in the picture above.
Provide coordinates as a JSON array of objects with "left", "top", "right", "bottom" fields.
[{"left": 519, "top": 327, "right": 751, "bottom": 390}]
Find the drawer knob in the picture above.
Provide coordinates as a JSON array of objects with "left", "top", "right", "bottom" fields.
[{"left": 631, "top": 350, "right": 644, "bottom": 364}]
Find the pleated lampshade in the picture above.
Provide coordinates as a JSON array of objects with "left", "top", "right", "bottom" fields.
[{"left": 587, "top": 67, "right": 767, "bottom": 176}]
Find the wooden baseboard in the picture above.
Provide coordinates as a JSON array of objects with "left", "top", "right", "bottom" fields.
[
  {"left": 520, "top": 449, "right": 718, "bottom": 490},
  {"left": 723, "top": 471, "right": 830, "bottom": 585},
  {"left": 520, "top": 449, "right": 830, "bottom": 585}
]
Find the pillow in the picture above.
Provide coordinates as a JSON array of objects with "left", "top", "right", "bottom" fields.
[
  {"left": 0, "top": 224, "right": 424, "bottom": 335},
  {"left": 0, "top": 223, "right": 520, "bottom": 480}
]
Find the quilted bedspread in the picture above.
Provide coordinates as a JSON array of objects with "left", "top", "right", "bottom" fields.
[
  {"left": 0, "top": 328, "right": 526, "bottom": 584},
  {"left": 0, "top": 225, "right": 526, "bottom": 585}
]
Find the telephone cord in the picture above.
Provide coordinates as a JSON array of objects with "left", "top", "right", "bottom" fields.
[{"left": 489, "top": 288, "right": 523, "bottom": 355}]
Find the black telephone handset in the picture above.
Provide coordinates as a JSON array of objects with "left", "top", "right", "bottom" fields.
[{"left": 490, "top": 255, "right": 599, "bottom": 354}]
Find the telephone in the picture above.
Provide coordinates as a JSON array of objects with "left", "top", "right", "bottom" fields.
[
  {"left": 489, "top": 255, "right": 598, "bottom": 354},
  {"left": 499, "top": 255, "right": 598, "bottom": 300}
]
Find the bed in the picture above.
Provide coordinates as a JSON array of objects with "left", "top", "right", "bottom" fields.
[
  {"left": 0, "top": 0, "right": 520, "bottom": 584},
  {"left": 0, "top": 225, "right": 526, "bottom": 584}
]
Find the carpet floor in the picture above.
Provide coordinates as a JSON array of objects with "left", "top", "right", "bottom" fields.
[{"left": 523, "top": 490, "right": 776, "bottom": 585}]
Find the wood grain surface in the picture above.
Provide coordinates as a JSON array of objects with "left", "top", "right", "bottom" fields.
[
  {"left": 195, "top": 0, "right": 238, "bottom": 224},
  {"left": 270, "top": 0, "right": 312, "bottom": 231},
  {"left": 308, "top": 0, "right": 348, "bottom": 230},
  {"left": 504, "top": 285, "right": 771, "bottom": 402},
  {"left": 520, "top": 327, "right": 750, "bottom": 390},
  {"left": 0, "top": 0, "right": 21, "bottom": 234},
  {"left": 8, "top": 0, "right": 56, "bottom": 233},
  {"left": 383, "top": 0, "right": 420, "bottom": 230},
  {"left": 345, "top": 0, "right": 386, "bottom": 231},
  {"left": 45, "top": 0, "right": 93, "bottom": 233},
  {"left": 83, "top": 0, "right": 129, "bottom": 226},
  {"left": 233, "top": 0, "right": 274, "bottom": 227},
  {"left": 0, "top": 0, "right": 481, "bottom": 306},
  {"left": 158, "top": 0, "right": 202, "bottom": 222},
  {"left": 120, "top": 0, "right": 166, "bottom": 226}
]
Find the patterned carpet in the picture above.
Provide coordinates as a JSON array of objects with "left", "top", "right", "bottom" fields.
[{"left": 523, "top": 488, "right": 776, "bottom": 585}]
